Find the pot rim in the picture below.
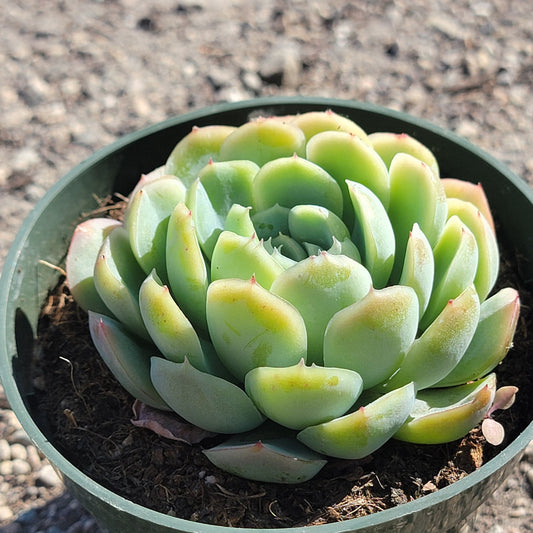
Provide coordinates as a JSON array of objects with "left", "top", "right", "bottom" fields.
[{"left": 1, "top": 96, "right": 532, "bottom": 531}]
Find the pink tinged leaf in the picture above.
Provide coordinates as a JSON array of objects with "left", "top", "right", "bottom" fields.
[
  {"left": 482, "top": 418, "right": 505, "bottom": 446},
  {"left": 131, "top": 400, "right": 217, "bottom": 444},
  {"left": 489, "top": 386, "right": 518, "bottom": 415}
]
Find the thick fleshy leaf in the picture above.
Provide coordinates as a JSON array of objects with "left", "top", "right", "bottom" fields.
[
  {"left": 125, "top": 177, "right": 187, "bottom": 281},
  {"left": 204, "top": 434, "right": 327, "bottom": 484},
  {"left": 288, "top": 204, "right": 350, "bottom": 250},
  {"left": 166, "top": 202, "right": 209, "bottom": 332},
  {"left": 447, "top": 197, "right": 499, "bottom": 301},
  {"left": 164, "top": 125, "right": 236, "bottom": 186},
  {"left": 388, "top": 153, "right": 447, "bottom": 281},
  {"left": 297, "top": 383, "right": 415, "bottom": 459},
  {"left": 128, "top": 166, "right": 166, "bottom": 199},
  {"left": 270, "top": 253, "right": 372, "bottom": 365},
  {"left": 251, "top": 204, "right": 290, "bottom": 240},
  {"left": 271, "top": 233, "right": 307, "bottom": 261},
  {"left": 253, "top": 155, "right": 344, "bottom": 217},
  {"left": 210, "top": 231, "right": 284, "bottom": 289},
  {"left": 219, "top": 117, "right": 306, "bottom": 166},
  {"left": 150, "top": 357, "right": 265, "bottom": 434},
  {"left": 93, "top": 226, "right": 149, "bottom": 339},
  {"left": 394, "top": 374, "right": 496, "bottom": 444},
  {"left": 324, "top": 286, "right": 419, "bottom": 389},
  {"left": 347, "top": 180, "right": 395, "bottom": 288},
  {"left": 245, "top": 360, "right": 363, "bottom": 430},
  {"left": 224, "top": 204, "right": 255, "bottom": 237},
  {"left": 139, "top": 271, "right": 207, "bottom": 371},
  {"left": 88, "top": 312, "right": 168, "bottom": 410},
  {"left": 398, "top": 223, "right": 435, "bottom": 317},
  {"left": 382, "top": 285, "right": 480, "bottom": 391},
  {"left": 442, "top": 178, "right": 495, "bottom": 233},
  {"left": 317, "top": 237, "right": 361, "bottom": 262},
  {"left": 306, "top": 130, "right": 390, "bottom": 228},
  {"left": 420, "top": 215, "right": 479, "bottom": 330},
  {"left": 66, "top": 218, "right": 121, "bottom": 314},
  {"left": 368, "top": 131, "right": 440, "bottom": 178},
  {"left": 206, "top": 277, "right": 308, "bottom": 382},
  {"left": 435, "top": 288, "right": 520, "bottom": 387},
  {"left": 290, "top": 110, "right": 369, "bottom": 144}
]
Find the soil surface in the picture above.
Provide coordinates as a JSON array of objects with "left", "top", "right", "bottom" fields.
[{"left": 1, "top": 1, "right": 533, "bottom": 532}]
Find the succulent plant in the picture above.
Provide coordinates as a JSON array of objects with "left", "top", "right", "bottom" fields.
[{"left": 66, "top": 110, "right": 520, "bottom": 484}]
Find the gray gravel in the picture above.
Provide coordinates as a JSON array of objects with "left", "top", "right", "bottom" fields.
[{"left": 1, "top": 0, "right": 533, "bottom": 531}]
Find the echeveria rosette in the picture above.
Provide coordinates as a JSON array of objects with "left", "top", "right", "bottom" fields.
[{"left": 65, "top": 110, "right": 520, "bottom": 484}]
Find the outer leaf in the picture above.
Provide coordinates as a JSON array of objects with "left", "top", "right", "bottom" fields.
[
  {"left": 394, "top": 374, "right": 496, "bottom": 444},
  {"left": 245, "top": 360, "right": 363, "bottom": 430},
  {"left": 150, "top": 357, "right": 265, "bottom": 434},
  {"left": 204, "top": 435, "right": 327, "bottom": 484},
  {"left": 166, "top": 202, "right": 209, "bottom": 332},
  {"left": 297, "top": 383, "right": 415, "bottom": 459},
  {"left": 219, "top": 117, "right": 306, "bottom": 166},
  {"left": 382, "top": 285, "right": 480, "bottom": 391},
  {"left": 435, "top": 288, "right": 520, "bottom": 387},
  {"left": 398, "top": 223, "right": 435, "bottom": 317},
  {"left": 139, "top": 271, "right": 207, "bottom": 371},
  {"left": 324, "top": 286, "right": 419, "bottom": 389},
  {"left": 388, "top": 153, "right": 447, "bottom": 281},
  {"left": 368, "top": 131, "right": 440, "bottom": 178},
  {"left": 347, "top": 180, "right": 395, "bottom": 288},
  {"left": 270, "top": 253, "right": 372, "bottom": 365},
  {"left": 206, "top": 277, "right": 307, "bottom": 382},
  {"left": 125, "top": 177, "right": 187, "bottom": 281},
  {"left": 306, "top": 130, "right": 390, "bottom": 228},
  {"left": 164, "top": 125, "right": 236, "bottom": 186},
  {"left": 88, "top": 311, "right": 168, "bottom": 410},
  {"left": 210, "top": 231, "right": 284, "bottom": 290},
  {"left": 66, "top": 218, "right": 121, "bottom": 314},
  {"left": 290, "top": 109, "right": 369, "bottom": 144},
  {"left": 224, "top": 204, "right": 255, "bottom": 237},
  {"left": 442, "top": 178, "right": 495, "bottom": 232},
  {"left": 420, "top": 215, "right": 479, "bottom": 330},
  {"left": 447, "top": 197, "right": 499, "bottom": 301},
  {"left": 253, "top": 155, "right": 344, "bottom": 217},
  {"left": 93, "top": 226, "right": 149, "bottom": 340}
]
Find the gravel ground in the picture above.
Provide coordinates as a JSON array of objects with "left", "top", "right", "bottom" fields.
[{"left": 1, "top": 0, "right": 533, "bottom": 531}]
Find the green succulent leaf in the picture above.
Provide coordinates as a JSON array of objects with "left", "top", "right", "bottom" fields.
[
  {"left": 88, "top": 311, "right": 168, "bottom": 410},
  {"left": 347, "top": 180, "right": 395, "bottom": 289},
  {"left": 165, "top": 125, "right": 236, "bottom": 186},
  {"left": 306, "top": 130, "right": 390, "bottom": 228},
  {"left": 447, "top": 197, "right": 499, "bottom": 301},
  {"left": 93, "top": 226, "right": 149, "bottom": 340},
  {"left": 139, "top": 271, "right": 207, "bottom": 371},
  {"left": 125, "top": 177, "right": 187, "bottom": 282},
  {"left": 420, "top": 215, "right": 479, "bottom": 330},
  {"left": 398, "top": 223, "right": 435, "bottom": 318},
  {"left": 270, "top": 253, "right": 372, "bottom": 365},
  {"left": 206, "top": 277, "right": 308, "bottom": 382},
  {"left": 245, "top": 360, "right": 363, "bottom": 430},
  {"left": 166, "top": 201, "right": 209, "bottom": 332},
  {"left": 210, "top": 231, "right": 284, "bottom": 289},
  {"left": 253, "top": 155, "right": 344, "bottom": 217},
  {"left": 368, "top": 131, "right": 440, "bottom": 178},
  {"left": 271, "top": 233, "right": 307, "bottom": 261},
  {"left": 219, "top": 117, "right": 306, "bottom": 166},
  {"left": 382, "top": 285, "right": 480, "bottom": 391},
  {"left": 388, "top": 153, "right": 447, "bottom": 282},
  {"left": 297, "top": 383, "right": 415, "bottom": 460},
  {"left": 204, "top": 434, "right": 327, "bottom": 484},
  {"left": 290, "top": 109, "right": 369, "bottom": 144},
  {"left": 394, "top": 374, "right": 496, "bottom": 444},
  {"left": 324, "top": 285, "right": 419, "bottom": 389},
  {"left": 66, "top": 217, "right": 121, "bottom": 314},
  {"left": 150, "top": 357, "right": 265, "bottom": 434},
  {"left": 435, "top": 288, "right": 520, "bottom": 387},
  {"left": 224, "top": 204, "right": 255, "bottom": 237},
  {"left": 251, "top": 203, "right": 290, "bottom": 240}
]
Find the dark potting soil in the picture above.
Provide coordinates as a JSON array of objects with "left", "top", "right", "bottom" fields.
[{"left": 32, "top": 231, "right": 532, "bottom": 528}]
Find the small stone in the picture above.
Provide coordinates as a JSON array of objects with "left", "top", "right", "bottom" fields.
[
  {"left": 0, "top": 460, "right": 13, "bottom": 476},
  {"left": 526, "top": 467, "right": 533, "bottom": 487},
  {"left": 9, "top": 443, "right": 28, "bottom": 461},
  {"left": 8, "top": 429, "right": 32, "bottom": 446},
  {"left": 37, "top": 464, "right": 62, "bottom": 488},
  {"left": 0, "top": 439, "right": 10, "bottom": 461},
  {"left": 26, "top": 445, "right": 42, "bottom": 470},
  {"left": 11, "top": 458, "right": 31, "bottom": 475},
  {"left": 0, "top": 505, "right": 14, "bottom": 522}
]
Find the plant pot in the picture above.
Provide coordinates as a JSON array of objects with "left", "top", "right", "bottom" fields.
[{"left": 1, "top": 97, "right": 532, "bottom": 532}]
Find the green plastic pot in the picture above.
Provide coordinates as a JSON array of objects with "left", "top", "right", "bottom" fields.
[{"left": 1, "top": 97, "right": 532, "bottom": 532}]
